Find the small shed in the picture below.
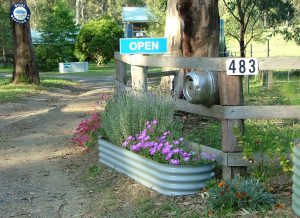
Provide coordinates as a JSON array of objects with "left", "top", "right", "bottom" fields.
[{"left": 122, "top": 7, "right": 152, "bottom": 38}]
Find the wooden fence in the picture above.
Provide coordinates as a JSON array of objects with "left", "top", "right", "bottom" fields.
[{"left": 114, "top": 52, "right": 300, "bottom": 179}]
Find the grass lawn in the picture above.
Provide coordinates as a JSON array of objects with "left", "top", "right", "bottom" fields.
[
  {"left": 0, "top": 66, "right": 12, "bottom": 74},
  {"left": 41, "top": 61, "right": 116, "bottom": 78},
  {"left": 226, "top": 34, "right": 300, "bottom": 57},
  {"left": 0, "top": 77, "right": 78, "bottom": 103}
]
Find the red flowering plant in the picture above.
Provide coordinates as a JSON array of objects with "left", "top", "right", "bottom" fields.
[
  {"left": 72, "top": 113, "right": 101, "bottom": 150},
  {"left": 72, "top": 93, "right": 111, "bottom": 150}
]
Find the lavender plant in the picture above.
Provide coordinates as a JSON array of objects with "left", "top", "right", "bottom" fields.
[
  {"left": 122, "top": 120, "right": 216, "bottom": 165},
  {"left": 101, "top": 94, "right": 175, "bottom": 146}
]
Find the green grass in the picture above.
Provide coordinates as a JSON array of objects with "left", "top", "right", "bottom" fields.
[
  {"left": 226, "top": 34, "right": 300, "bottom": 57},
  {"left": 245, "top": 71, "right": 300, "bottom": 105},
  {"left": 41, "top": 61, "right": 115, "bottom": 78},
  {"left": 0, "top": 77, "right": 78, "bottom": 103},
  {"left": 0, "top": 66, "right": 12, "bottom": 74}
]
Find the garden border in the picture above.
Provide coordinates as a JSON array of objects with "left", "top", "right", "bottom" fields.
[{"left": 114, "top": 52, "right": 300, "bottom": 179}]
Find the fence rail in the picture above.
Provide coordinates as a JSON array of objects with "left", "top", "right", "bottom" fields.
[{"left": 115, "top": 52, "right": 300, "bottom": 71}]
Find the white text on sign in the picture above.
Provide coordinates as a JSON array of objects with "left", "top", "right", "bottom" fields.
[
  {"left": 226, "top": 58, "right": 259, "bottom": 75},
  {"left": 129, "top": 41, "right": 159, "bottom": 51}
]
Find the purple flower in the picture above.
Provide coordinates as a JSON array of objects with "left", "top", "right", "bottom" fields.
[
  {"left": 170, "top": 159, "right": 180, "bottom": 165},
  {"left": 173, "top": 140, "right": 180, "bottom": 145},
  {"left": 173, "top": 148, "right": 180, "bottom": 154},
  {"left": 149, "top": 147, "right": 157, "bottom": 155},
  {"left": 127, "top": 136, "right": 135, "bottom": 141},
  {"left": 131, "top": 143, "right": 142, "bottom": 152},
  {"left": 122, "top": 140, "right": 129, "bottom": 147},
  {"left": 200, "top": 152, "right": 216, "bottom": 161},
  {"left": 163, "top": 131, "right": 170, "bottom": 136},
  {"left": 162, "top": 145, "right": 172, "bottom": 155},
  {"left": 156, "top": 143, "right": 163, "bottom": 151},
  {"left": 152, "top": 120, "right": 158, "bottom": 125},
  {"left": 165, "top": 152, "right": 173, "bottom": 161}
]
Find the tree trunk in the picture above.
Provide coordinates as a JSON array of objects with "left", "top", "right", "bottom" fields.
[
  {"left": 76, "top": 0, "right": 80, "bottom": 25},
  {"left": 160, "top": 0, "right": 183, "bottom": 94},
  {"left": 177, "top": 0, "right": 219, "bottom": 57},
  {"left": 10, "top": 0, "right": 40, "bottom": 84},
  {"left": 162, "top": 0, "right": 219, "bottom": 97},
  {"left": 240, "top": 29, "right": 246, "bottom": 57},
  {"left": 2, "top": 45, "right": 7, "bottom": 68}
]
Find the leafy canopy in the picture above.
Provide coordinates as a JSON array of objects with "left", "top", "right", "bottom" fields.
[{"left": 221, "top": 0, "right": 295, "bottom": 56}]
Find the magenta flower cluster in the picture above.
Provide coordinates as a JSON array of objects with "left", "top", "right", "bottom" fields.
[
  {"left": 72, "top": 113, "right": 101, "bottom": 149},
  {"left": 122, "top": 120, "right": 216, "bottom": 165}
]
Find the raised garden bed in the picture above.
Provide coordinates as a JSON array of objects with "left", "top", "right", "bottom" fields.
[{"left": 98, "top": 139, "right": 214, "bottom": 196}]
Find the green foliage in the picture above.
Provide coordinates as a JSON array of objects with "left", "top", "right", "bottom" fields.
[
  {"left": 35, "top": 0, "right": 78, "bottom": 71},
  {"left": 0, "top": 2, "right": 13, "bottom": 67},
  {"left": 75, "top": 17, "right": 123, "bottom": 65},
  {"left": 101, "top": 94, "right": 175, "bottom": 146},
  {"left": 221, "top": 0, "right": 295, "bottom": 56},
  {"left": 207, "top": 178, "right": 275, "bottom": 214},
  {"left": 146, "top": 0, "right": 167, "bottom": 37},
  {"left": 240, "top": 120, "right": 298, "bottom": 174}
]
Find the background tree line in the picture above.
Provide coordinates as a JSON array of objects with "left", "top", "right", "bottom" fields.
[{"left": 1, "top": 0, "right": 300, "bottom": 76}]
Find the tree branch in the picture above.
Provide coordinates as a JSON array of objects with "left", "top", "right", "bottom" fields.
[
  {"left": 222, "top": 0, "right": 242, "bottom": 23},
  {"left": 225, "top": 31, "right": 240, "bottom": 42}
]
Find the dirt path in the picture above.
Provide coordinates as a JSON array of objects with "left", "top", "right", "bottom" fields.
[{"left": 0, "top": 78, "right": 113, "bottom": 217}]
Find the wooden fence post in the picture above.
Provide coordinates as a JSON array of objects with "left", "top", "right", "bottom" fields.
[
  {"left": 115, "top": 60, "right": 127, "bottom": 84},
  {"left": 219, "top": 72, "right": 247, "bottom": 180},
  {"left": 131, "top": 65, "right": 148, "bottom": 92}
]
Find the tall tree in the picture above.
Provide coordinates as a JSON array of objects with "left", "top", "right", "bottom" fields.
[
  {"left": 10, "top": 0, "right": 40, "bottom": 84},
  {"left": 161, "top": 0, "right": 219, "bottom": 95},
  {"left": 36, "top": 0, "right": 78, "bottom": 70},
  {"left": 146, "top": 0, "right": 167, "bottom": 37},
  {"left": 222, "top": 0, "right": 294, "bottom": 57},
  {"left": 0, "top": 2, "right": 12, "bottom": 67}
]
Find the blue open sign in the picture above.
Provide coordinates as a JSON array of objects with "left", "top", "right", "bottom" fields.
[{"left": 120, "top": 38, "right": 168, "bottom": 55}]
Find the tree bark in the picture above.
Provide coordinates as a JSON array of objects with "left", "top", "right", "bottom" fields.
[
  {"left": 10, "top": 0, "right": 40, "bottom": 84},
  {"left": 177, "top": 0, "right": 219, "bottom": 57},
  {"left": 76, "top": 0, "right": 80, "bottom": 25},
  {"left": 160, "top": 0, "right": 183, "bottom": 94},
  {"left": 162, "top": 0, "right": 219, "bottom": 96}
]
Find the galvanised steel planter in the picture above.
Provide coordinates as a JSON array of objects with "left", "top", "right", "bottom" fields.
[
  {"left": 293, "top": 139, "right": 300, "bottom": 216},
  {"left": 98, "top": 139, "right": 214, "bottom": 196}
]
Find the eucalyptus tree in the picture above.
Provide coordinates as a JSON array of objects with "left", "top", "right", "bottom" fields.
[{"left": 10, "top": 0, "right": 40, "bottom": 84}]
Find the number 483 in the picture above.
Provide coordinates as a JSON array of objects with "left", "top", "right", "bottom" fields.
[{"left": 226, "top": 58, "right": 258, "bottom": 75}]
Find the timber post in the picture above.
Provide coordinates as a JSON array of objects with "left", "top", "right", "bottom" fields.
[
  {"left": 131, "top": 64, "right": 148, "bottom": 92},
  {"left": 219, "top": 72, "right": 247, "bottom": 180},
  {"left": 115, "top": 60, "right": 127, "bottom": 84}
]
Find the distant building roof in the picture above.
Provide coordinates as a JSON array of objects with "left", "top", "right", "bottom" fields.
[{"left": 122, "top": 7, "right": 152, "bottom": 23}]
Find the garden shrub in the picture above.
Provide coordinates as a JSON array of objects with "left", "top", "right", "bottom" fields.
[
  {"left": 75, "top": 17, "right": 123, "bottom": 66},
  {"left": 35, "top": 0, "right": 78, "bottom": 71},
  {"left": 101, "top": 94, "right": 176, "bottom": 146},
  {"left": 207, "top": 177, "right": 275, "bottom": 214}
]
